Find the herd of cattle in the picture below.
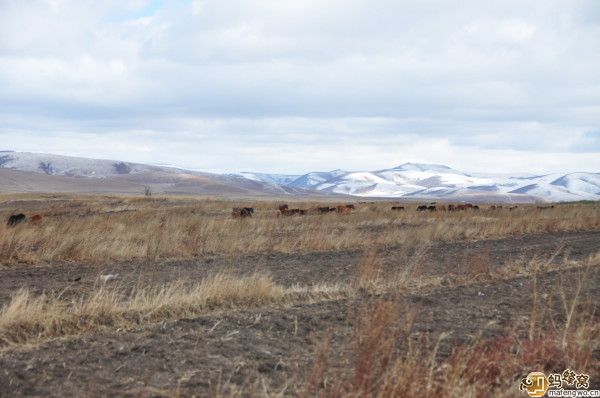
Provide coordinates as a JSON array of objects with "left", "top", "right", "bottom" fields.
[
  {"left": 3, "top": 203, "right": 558, "bottom": 225},
  {"left": 232, "top": 204, "right": 356, "bottom": 218},
  {"left": 230, "top": 203, "right": 556, "bottom": 218}
]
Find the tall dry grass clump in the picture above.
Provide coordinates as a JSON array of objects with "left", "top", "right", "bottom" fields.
[{"left": 0, "top": 273, "right": 350, "bottom": 347}]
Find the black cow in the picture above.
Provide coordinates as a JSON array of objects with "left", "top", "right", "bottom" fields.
[
  {"left": 7, "top": 213, "right": 26, "bottom": 226},
  {"left": 232, "top": 207, "right": 254, "bottom": 218}
]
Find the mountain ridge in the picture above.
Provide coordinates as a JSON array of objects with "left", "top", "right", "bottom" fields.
[{"left": 1, "top": 151, "right": 598, "bottom": 202}]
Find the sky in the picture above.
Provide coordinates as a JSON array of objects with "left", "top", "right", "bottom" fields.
[{"left": 0, "top": 0, "right": 599, "bottom": 174}]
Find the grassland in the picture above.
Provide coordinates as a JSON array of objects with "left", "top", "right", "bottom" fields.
[
  {"left": 0, "top": 194, "right": 598, "bottom": 397},
  {"left": 0, "top": 193, "right": 598, "bottom": 265}
]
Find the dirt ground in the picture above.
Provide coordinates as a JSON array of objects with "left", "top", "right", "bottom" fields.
[
  {"left": 0, "top": 266, "right": 598, "bottom": 397},
  {"left": 0, "top": 230, "right": 598, "bottom": 306},
  {"left": 0, "top": 230, "right": 598, "bottom": 396}
]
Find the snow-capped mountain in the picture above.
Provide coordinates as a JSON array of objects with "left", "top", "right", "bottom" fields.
[
  {"left": 242, "top": 162, "right": 600, "bottom": 202},
  {"left": 1, "top": 152, "right": 599, "bottom": 202}
]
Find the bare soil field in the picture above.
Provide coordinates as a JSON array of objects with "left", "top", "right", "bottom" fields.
[{"left": 0, "top": 194, "right": 598, "bottom": 397}]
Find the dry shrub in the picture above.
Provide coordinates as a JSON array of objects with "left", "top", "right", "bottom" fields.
[
  {"left": 355, "top": 248, "right": 382, "bottom": 290},
  {"left": 303, "top": 333, "right": 332, "bottom": 398},
  {"left": 350, "top": 301, "right": 401, "bottom": 393},
  {"left": 306, "top": 299, "right": 598, "bottom": 398}
]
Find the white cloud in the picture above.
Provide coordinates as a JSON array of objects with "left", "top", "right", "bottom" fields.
[{"left": 0, "top": 0, "right": 598, "bottom": 173}]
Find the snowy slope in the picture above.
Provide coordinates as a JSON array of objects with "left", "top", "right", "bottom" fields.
[
  {"left": 287, "top": 170, "right": 348, "bottom": 189},
  {"left": 505, "top": 173, "right": 600, "bottom": 202},
  {"left": 234, "top": 172, "right": 301, "bottom": 186},
  {"left": 0, "top": 151, "right": 155, "bottom": 177}
]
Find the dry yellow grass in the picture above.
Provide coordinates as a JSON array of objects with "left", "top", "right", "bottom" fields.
[
  {"left": 0, "top": 194, "right": 598, "bottom": 265},
  {"left": 0, "top": 272, "right": 351, "bottom": 347}
]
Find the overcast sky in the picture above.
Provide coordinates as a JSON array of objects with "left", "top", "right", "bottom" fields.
[{"left": 1, "top": 0, "right": 599, "bottom": 174}]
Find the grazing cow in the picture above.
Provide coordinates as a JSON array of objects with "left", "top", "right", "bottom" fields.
[
  {"left": 391, "top": 206, "right": 405, "bottom": 211},
  {"left": 336, "top": 205, "right": 354, "bottom": 214},
  {"left": 416, "top": 205, "right": 428, "bottom": 212},
  {"left": 280, "top": 208, "right": 306, "bottom": 216},
  {"left": 427, "top": 205, "right": 437, "bottom": 212},
  {"left": 316, "top": 206, "right": 335, "bottom": 214},
  {"left": 473, "top": 205, "right": 479, "bottom": 210},
  {"left": 278, "top": 204, "right": 289, "bottom": 212},
  {"left": 451, "top": 203, "right": 475, "bottom": 211},
  {"left": 232, "top": 207, "right": 253, "bottom": 218},
  {"left": 29, "top": 214, "right": 43, "bottom": 225},
  {"left": 7, "top": 213, "right": 26, "bottom": 227}
]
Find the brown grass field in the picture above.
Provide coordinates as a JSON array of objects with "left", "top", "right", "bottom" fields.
[{"left": 0, "top": 193, "right": 598, "bottom": 397}]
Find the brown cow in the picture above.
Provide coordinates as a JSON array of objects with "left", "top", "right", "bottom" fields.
[
  {"left": 279, "top": 208, "right": 306, "bottom": 216},
  {"left": 336, "top": 205, "right": 354, "bottom": 214},
  {"left": 416, "top": 205, "right": 429, "bottom": 211},
  {"left": 391, "top": 206, "right": 405, "bottom": 211},
  {"left": 451, "top": 203, "right": 475, "bottom": 211},
  {"left": 29, "top": 214, "right": 43, "bottom": 225},
  {"left": 278, "top": 204, "right": 289, "bottom": 212}
]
